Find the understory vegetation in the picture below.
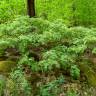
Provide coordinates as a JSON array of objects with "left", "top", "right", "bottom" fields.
[
  {"left": 1, "top": 0, "right": 96, "bottom": 96},
  {"left": 0, "top": 16, "right": 96, "bottom": 95},
  {"left": 1, "top": 0, "right": 96, "bottom": 26},
  {"left": 0, "top": 0, "right": 26, "bottom": 23}
]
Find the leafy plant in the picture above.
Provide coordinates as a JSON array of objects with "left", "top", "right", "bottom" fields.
[
  {"left": 6, "top": 69, "right": 32, "bottom": 96},
  {"left": 66, "top": 90, "right": 78, "bottom": 96},
  {"left": 70, "top": 65, "right": 80, "bottom": 80},
  {"left": 39, "top": 75, "right": 65, "bottom": 96}
]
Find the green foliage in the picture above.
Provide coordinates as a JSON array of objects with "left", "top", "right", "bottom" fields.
[
  {"left": 0, "top": 16, "right": 96, "bottom": 73},
  {"left": 36, "top": 0, "right": 73, "bottom": 25},
  {"left": 18, "top": 54, "right": 39, "bottom": 71},
  {"left": 39, "top": 75, "right": 65, "bottom": 96},
  {"left": 1, "top": 0, "right": 96, "bottom": 26},
  {"left": 36, "top": 0, "right": 96, "bottom": 26},
  {"left": 67, "top": 90, "right": 77, "bottom": 96},
  {"left": 0, "top": 0, "right": 26, "bottom": 23},
  {"left": 7, "top": 69, "right": 32, "bottom": 96},
  {"left": 0, "top": 75, "right": 6, "bottom": 96},
  {"left": 70, "top": 65, "right": 80, "bottom": 80},
  {"left": 0, "top": 16, "right": 96, "bottom": 95},
  {"left": 92, "top": 48, "right": 96, "bottom": 54}
]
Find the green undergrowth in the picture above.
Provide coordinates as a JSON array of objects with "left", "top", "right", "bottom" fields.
[
  {"left": 0, "top": 16, "right": 96, "bottom": 95},
  {"left": 0, "top": 0, "right": 26, "bottom": 23}
]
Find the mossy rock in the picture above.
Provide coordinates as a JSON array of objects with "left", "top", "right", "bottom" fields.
[
  {"left": 0, "top": 61, "right": 16, "bottom": 73},
  {"left": 79, "top": 63, "right": 96, "bottom": 86}
]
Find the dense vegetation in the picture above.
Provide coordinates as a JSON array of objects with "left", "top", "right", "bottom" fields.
[
  {"left": 37, "top": 0, "right": 96, "bottom": 26},
  {"left": 1, "top": 0, "right": 96, "bottom": 26},
  {"left": 0, "top": 0, "right": 27, "bottom": 23},
  {"left": 0, "top": 16, "right": 96, "bottom": 95},
  {"left": 0, "top": 0, "right": 96, "bottom": 96}
]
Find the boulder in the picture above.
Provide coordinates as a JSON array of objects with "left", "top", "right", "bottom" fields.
[
  {"left": 0, "top": 61, "right": 16, "bottom": 73},
  {"left": 79, "top": 63, "right": 96, "bottom": 86}
]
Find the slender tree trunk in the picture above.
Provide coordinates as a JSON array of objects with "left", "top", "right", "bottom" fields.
[{"left": 27, "top": 0, "right": 35, "bottom": 17}]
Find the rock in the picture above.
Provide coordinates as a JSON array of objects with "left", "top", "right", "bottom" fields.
[
  {"left": 0, "top": 61, "right": 16, "bottom": 73},
  {"left": 79, "top": 63, "right": 96, "bottom": 86}
]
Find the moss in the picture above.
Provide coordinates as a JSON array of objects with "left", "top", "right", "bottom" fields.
[
  {"left": 79, "top": 63, "right": 96, "bottom": 86},
  {"left": 0, "top": 61, "right": 16, "bottom": 73}
]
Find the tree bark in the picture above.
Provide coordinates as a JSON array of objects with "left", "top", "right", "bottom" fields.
[{"left": 27, "top": 0, "right": 35, "bottom": 17}]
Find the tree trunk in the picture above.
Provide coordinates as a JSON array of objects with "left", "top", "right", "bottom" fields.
[{"left": 27, "top": 0, "right": 35, "bottom": 17}]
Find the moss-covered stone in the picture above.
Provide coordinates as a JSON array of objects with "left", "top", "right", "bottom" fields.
[
  {"left": 0, "top": 61, "right": 16, "bottom": 73},
  {"left": 79, "top": 63, "right": 96, "bottom": 86}
]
